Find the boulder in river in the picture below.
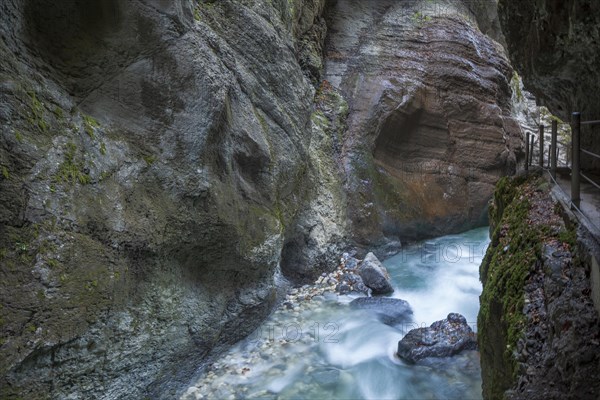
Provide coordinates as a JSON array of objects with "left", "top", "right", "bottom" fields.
[
  {"left": 349, "top": 297, "right": 413, "bottom": 326},
  {"left": 357, "top": 252, "right": 394, "bottom": 294},
  {"left": 397, "top": 313, "right": 477, "bottom": 363}
]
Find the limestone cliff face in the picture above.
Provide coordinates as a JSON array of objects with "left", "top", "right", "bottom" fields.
[
  {"left": 0, "top": 0, "right": 328, "bottom": 398},
  {"left": 498, "top": 0, "right": 600, "bottom": 168},
  {"left": 280, "top": 82, "right": 350, "bottom": 282},
  {"left": 323, "top": 0, "right": 522, "bottom": 246}
]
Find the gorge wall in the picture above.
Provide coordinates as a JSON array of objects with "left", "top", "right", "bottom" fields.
[
  {"left": 0, "top": 0, "right": 330, "bottom": 397},
  {"left": 320, "top": 0, "right": 522, "bottom": 247},
  {"left": 1, "top": 0, "right": 522, "bottom": 398},
  {"left": 498, "top": 0, "right": 600, "bottom": 169}
]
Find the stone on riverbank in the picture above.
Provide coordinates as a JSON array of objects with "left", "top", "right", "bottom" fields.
[
  {"left": 358, "top": 252, "right": 394, "bottom": 294},
  {"left": 336, "top": 272, "right": 371, "bottom": 296}
]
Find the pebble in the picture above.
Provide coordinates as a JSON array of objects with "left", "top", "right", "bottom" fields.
[{"left": 182, "top": 255, "right": 359, "bottom": 399}]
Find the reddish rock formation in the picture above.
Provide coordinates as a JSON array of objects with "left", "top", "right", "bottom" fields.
[{"left": 324, "top": 0, "right": 523, "bottom": 246}]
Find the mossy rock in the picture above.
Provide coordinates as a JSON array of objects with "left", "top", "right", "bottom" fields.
[{"left": 478, "top": 174, "right": 577, "bottom": 399}]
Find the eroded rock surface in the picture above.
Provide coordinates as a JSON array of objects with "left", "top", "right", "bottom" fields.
[
  {"left": 0, "top": 0, "right": 329, "bottom": 398},
  {"left": 0, "top": 0, "right": 534, "bottom": 398},
  {"left": 324, "top": 0, "right": 522, "bottom": 246},
  {"left": 279, "top": 81, "right": 349, "bottom": 283},
  {"left": 499, "top": 0, "right": 600, "bottom": 169},
  {"left": 506, "top": 242, "right": 600, "bottom": 400}
]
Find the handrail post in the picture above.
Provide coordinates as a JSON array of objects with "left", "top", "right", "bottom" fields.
[
  {"left": 547, "top": 145, "right": 551, "bottom": 168},
  {"left": 529, "top": 135, "right": 535, "bottom": 166},
  {"left": 551, "top": 120, "right": 557, "bottom": 179},
  {"left": 539, "top": 124, "right": 545, "bottom": 167},
  {"left": 571, "top": 112, "right": 581, "bottom": 209},
  {"left": 525, "top": 132, "right": 530, "bottom": 172}
]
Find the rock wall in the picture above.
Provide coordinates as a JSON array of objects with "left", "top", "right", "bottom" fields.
[
  {"left": 323, "top": 0, "right": 523, "bottom": 246},
  {"left": 0, "top": 0, "right": 332, "bottom": 398},
  {"left": 509, "top": 73, "right": 572, "bottom": 169},
  {"left": 498, "top": 0, "right": 600, "bottom": 169},
  {"left": 478, "top": 174, "right": 600, "bottom": 399},
  {"left": 280, "top": 81, "right": 350, "bottom": 282}
]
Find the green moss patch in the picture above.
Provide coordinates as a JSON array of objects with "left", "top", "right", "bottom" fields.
[
  {"left": 142, "top": 154, "right": 156, "bottom": 165},
  {"left": 27, "top": 91, "right": 49, "bottom": 133},
  {"left": 54, "top": 142, "right": 91, "bottom": 185},
  {"left": 479, "top": 174, "right": 574, "bottom": 398},
  {"left": 511, "top": 71, "right": 524, "bottom": 102},
  {"left": 411, "top": 11, "right": 432, "bottom": 26},
  {"left": 82, "top": 114, "right": 99, "bottom": 139}
]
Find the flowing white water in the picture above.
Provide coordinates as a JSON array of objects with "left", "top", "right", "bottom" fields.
[{"left": 182, "top": 227, "right": 490, "bottom": 400}]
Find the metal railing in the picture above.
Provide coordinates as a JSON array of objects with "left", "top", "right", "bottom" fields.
[
  {"left": 571, "top": 113, "right": 600, "bottom": 208},
  {"left": 525, "top": 113, "right": 600, "bottom": 233}
]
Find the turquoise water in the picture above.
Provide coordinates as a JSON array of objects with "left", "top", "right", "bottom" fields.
[
  {"left": 182, "top": 227, "right": 490, "bottom": 400},
  {"left": 386, "top": 227, "right": 489, "bottom": 331}
]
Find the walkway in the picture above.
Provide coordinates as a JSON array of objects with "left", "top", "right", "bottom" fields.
[
  {"left": 526, "top": 114, "right": 600, "bottom": 240},
  {"left": 549, "top": 168, "right": 600, "bottom": 238}
]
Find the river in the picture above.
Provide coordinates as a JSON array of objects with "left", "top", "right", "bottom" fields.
[{"left": 182, "top": 227, "right": 490, "bottom": 400}]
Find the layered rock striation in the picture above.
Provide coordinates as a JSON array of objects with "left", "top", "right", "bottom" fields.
[{"left": 323, "top": 0, "right": 522, "bottom": 247}]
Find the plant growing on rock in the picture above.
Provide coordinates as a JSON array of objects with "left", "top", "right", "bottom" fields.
[
  {"left": 54, "top": 142, "right": 91, "bottom": 185},
  {"left": 82, "top": 114, "right": 99, "bottom": 139},
  {"left": 27, "top": 91, "right": 48, "bottom": 133},
  {"left": 479, "top": 175, "right": 580, "bottom": 398},
  {"left": 411, "top": 11, "right": 432, "bottom": 26}
]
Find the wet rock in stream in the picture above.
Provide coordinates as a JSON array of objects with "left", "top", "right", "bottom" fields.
[
  {"left": 349, "top": 297, "right": 413, "bottom": 327},
  {"left": 397, "top": 313, "right": 478, "bottom": 363},
  {"left": 357, "top": 252, "right": 394, "bottom": 295}
]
